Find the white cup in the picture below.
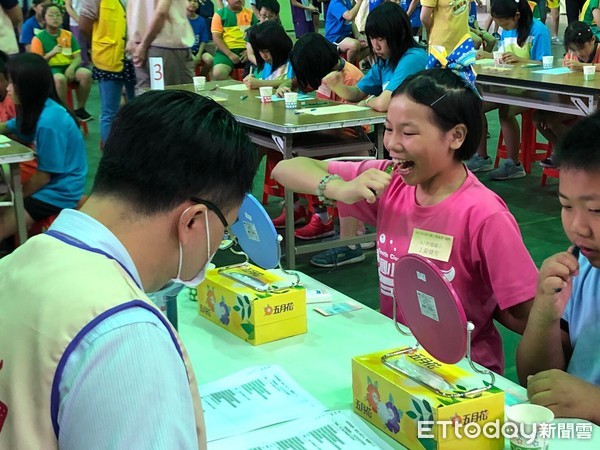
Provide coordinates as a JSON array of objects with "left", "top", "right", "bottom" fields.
[
  {"left": 259, "top": 86, "right": 273, "bottom": 103},
  {"left": 193, "top": 76, "right": 206, "bottom": 92},
  {"left": 542, "top": 56, "right": 554, "bottom": 69},
  {"left": 506, "top": 404, "right": 554, "bottom": 450},
  {"left": 493, "top": 51, "right": 503, "bottom": 65},
  {"left": 284, "top": 92, "right": 298, "bottom": 109},
  {"left": 584, "top": 65, "right": 596, "bottom": 81}
]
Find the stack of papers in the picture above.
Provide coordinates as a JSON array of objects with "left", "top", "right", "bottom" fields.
[{"left": 200, "top": 365, "right": 393, "bottom": 449}]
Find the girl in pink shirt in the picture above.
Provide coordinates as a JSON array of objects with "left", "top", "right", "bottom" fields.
[{"left": 273, "top": 68, "right": 537, "bottom": 374}]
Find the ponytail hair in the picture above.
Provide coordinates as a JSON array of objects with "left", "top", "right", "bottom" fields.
[{"left": 491, "top": 0, "right": 533, "bottom": 48}]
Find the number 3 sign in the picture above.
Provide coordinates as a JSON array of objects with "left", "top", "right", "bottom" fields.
[{"left": 149, "top": 57, "right": 165, "bottom": 90}]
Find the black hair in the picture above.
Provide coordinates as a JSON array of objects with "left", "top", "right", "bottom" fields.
[
  {"left": 290, "top": 33, "right": 340, "bottom": 91},
  {"left": 7, "top": 53, "right": 75, "bottom": 136},
  {"left": 0, "top": 51, "right": 8, "bottom": 79},
  {"left": 257, "top": 0, "right": 280, "bottom": 14},
  {"left": 364, "top": 2, "right": 420, "bottom": 69},
  {"left": 41, "top": 2, "right": 62, "bottom": 23},
  {"left": 555, "top": 112, "right": 600, "bottom": 171},
  {"left": 491, "top": 0, "right": 533, "bottom": 48},
  {"left": 250, "top": 21, "right": 292, "bottom": 72},
  {"left": 94, "top": 90, "right": 260, "bottom": 216},
  {"left": 564, "top": 21, "right": 596, "bottom": 53},
  {"left": 392, "top": 69, "right": 483, "bottom": 161}
]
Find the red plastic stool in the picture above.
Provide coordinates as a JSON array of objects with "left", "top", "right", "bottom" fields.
[
  {"left": 231, "top": 68, "right": 245, "bottom": 81},
  {"left": 494, "top": 110, "right": 552, "bottom": 174},
  {"left": 541, "top": 167, "right": 560, "bottom": 186},
  {"left": 262, "top": 151, "right": 285, "bottom": 204},
  {"left": 65, "top": 81, "right": 89, "bottom": 135}
]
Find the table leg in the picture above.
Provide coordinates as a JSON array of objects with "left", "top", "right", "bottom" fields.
[
  {"left": 375, "top": 124, "right": 384, "bottom": 159},
  {"left": 10, "top": 163, "right": 28, "bottom": 245},
  {"left": 282, "top": 135, "right": 296, "bottom": 269}
]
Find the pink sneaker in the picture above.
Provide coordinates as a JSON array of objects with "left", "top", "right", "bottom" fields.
[
  {"left": 272, "top": 206, "right": 308, "bottom": 229},
  {"left": 294, "top": 215, "right": 335, "bottom": 240}
]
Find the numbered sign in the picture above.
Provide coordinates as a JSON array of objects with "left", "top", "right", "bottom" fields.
[{"left": 149, "top": 57, "right": 165, "bottom": 90}]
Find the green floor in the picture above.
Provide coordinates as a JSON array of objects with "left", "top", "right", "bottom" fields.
[{"left": 80, "top": 87, "right": 567, "bottom": 385}]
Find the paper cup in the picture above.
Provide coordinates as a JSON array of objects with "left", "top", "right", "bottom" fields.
[
  {"left": 584, "top": 65, "right": 596, "bottom": 81},
  {"left": 542, "top": 56, "right": 554, "bottom": 69},
  {"left": 284, "top": 92, "right": 298, "bottom": 109},
  {"left": 493, "top": 51, "right": 503, "bottom": 65},
  {"left": 259, "top": 86, "right": 273, "bottom": 103},
  {"left": 506, "top": 404, "right": 554, "bottom": 450},
  {"left": 193, "top": 76, "right": 206, "bottom": 92}
]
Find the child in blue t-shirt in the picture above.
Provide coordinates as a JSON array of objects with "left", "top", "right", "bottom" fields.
[
  {"left": 244, "top": 21, "right": 293, "bottom": 88},
  {"left": 517, "top": 113, "right": 600, "bottom": 425},
  {"left": 322, "top": 2, "right": 427, "bottom": 112},
  {"left": 399, "top": 0, "right": 421, "bottom": 36},
  {"left": 325, "top": 0, "right": 370, "bottom": 64},
  {"left": 187, "top": 0, "right": 214, "bottom": 76},
  {"left": 0, "top": 53, "right": 87, "bottom": 240}
]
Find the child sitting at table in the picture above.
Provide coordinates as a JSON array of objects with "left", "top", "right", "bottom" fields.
[
  {"left": 274, "top": 32, "right": 369, "bottom": 247},
  {"left": 272, "top": 67, "right": 537, "bottom": 374},
  {"left": 517, "top": 113, "right": 600, "bottom": 424},
  {"left": 211, "top": 0, "right": 258, "bottom": 80},
  {"left": 0, "top": 53, "right": 87, "bottom": 240},
  {"left": 243, "top": 21, "right": 293, "bottom": 89},
  {"left": 320, "top": 2, "right": 427, "bottom": 112},
  {"left": 469, "top": 0, "right": 496, "bottom": 52},
  {"left": 188, "top": 0, "right": 214, "bottom": 77},
  {"left": 467, "top": 0, "right": 551, "bottom": 180},
  {"left": 533, "top": 21, "right": 598, "bottom": 168},
  {"left": 31, "top": 2, "right": 93, "bottom": 122}
]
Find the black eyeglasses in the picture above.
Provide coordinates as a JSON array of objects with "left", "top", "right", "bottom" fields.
[{"left": 191, "top": 197, "right": 230, "bottom": 228}]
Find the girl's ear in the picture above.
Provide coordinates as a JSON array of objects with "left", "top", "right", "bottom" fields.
[{"left": 449, "top": 124, "right": 467, "bottom": 151}]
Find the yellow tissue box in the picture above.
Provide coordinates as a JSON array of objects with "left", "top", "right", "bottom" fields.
[
  {"left": 195, "top": 264, "right": 306, "bottom": 345},
  {"left": 352, "top": 348, "right": 504, "bottom": 450}
]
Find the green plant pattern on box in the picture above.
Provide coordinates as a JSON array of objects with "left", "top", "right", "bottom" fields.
[
  {"left": 406, "top": 398, "right": 436, "bottom": 450},
  {"left": 233, "top": 295, "right": 255, "bottom": 341}
]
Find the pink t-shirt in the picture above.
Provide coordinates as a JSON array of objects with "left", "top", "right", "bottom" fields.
[{"left": 329, "top": 159, "right": 538, "bottom": 374}]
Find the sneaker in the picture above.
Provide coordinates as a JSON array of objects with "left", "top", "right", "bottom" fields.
[
  {"left": 294, "top": 215, "right": 335, "bottom": 240},
  {"left": 75, "top": 108, "right": 93, "bottom": 122},
  {"left": 551, "top": 36, "right": 563, "bottom": 45},
  {"left": 310, "top": 246, "right": 365, "bottom": 268},
  {"left": 539, "top": 157, "right": 556, "bottom": 168},
  {"left": 489, "top": 160, "right": 526, "bottom": 180},
  {"left": 466, "top": 154, "right": 494, "bottom": 173},
  {"left": 272, "top": 205, "right": 308, "bottom": 229}
]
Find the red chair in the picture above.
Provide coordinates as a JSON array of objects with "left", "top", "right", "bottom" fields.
[
  {"left": 262, "top": 151, "right": 285, "bottom": 204},
  {"left": 65, "top": 81, "right": 88, "bottom": 136},
  {"left": 230, "top": 68, "right": 245, "bottom": 82},
  {"left": 541, "top": 167, "right": 560, "bottom": 186},
  {"left": 494, "top": 110, "right": 552, "bottom": 174}
]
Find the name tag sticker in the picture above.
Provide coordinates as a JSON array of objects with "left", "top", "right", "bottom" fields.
[{"left": 408, "top": 228, "right": 454, "bottom": 262}]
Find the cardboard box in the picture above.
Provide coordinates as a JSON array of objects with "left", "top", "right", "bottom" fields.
[
  {"left": 194, "top": 264, "right": 306, "bottom": 345},
  {"left": 352, "top": 348, "right": 505, "bottom": 450}
]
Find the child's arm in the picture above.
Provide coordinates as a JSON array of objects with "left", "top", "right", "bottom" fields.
[
  {"left": 290, "top": 0, "right": 318, "bottom": 13},
  {"left": 246, "top": 41, "right": 257, "bottom": 66},
  {"left": 420, "top": 6, "right": 433, "bottom": 39},
  {"left": 65, "top": 0, "right": 80, "bottom": 23},
  {"left": 243, "top": 74, "right": 289, "bottom": 89},
  {"left": 342, "top": 0, "right": 363, "bottom": 21},
  {"left": 22, "top": 171, "right": 51, "bottom": 198},
  {"left": 406, "top": 0, "right": 420, "bottom": 17},
  {"left": 516, "top": 249, "right": 579, "bottom": 385},
  {"left": 272, "top": 157, "right": 391, "bottom": 205},
  {"left": 31, "top": 37, "right": 61, "bottom": 61},
  {"left": 527, "top": 369, "right": 600, "bottom": 424},
  {"left": 65, "top": 53, "right": 82, "bottom": 80},
  {"left": 322, "top": 70, "right": 366, "bottom": 102}
]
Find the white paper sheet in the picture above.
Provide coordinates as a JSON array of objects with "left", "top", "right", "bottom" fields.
[
  {"left": 0, "top": 135, "right": 11, "bottom": 144},
  {"left": 219, "top": 84, "right": 249, "bottom": 91},
  {"left": 253, "top": 93, "right": 314, "bottom": 102},
  {"left": 475, "top": 58, "right": 495, "bottom": 66},
  {"left": 295, "top": 105, "right": 371, "bottom": 116},
  {"left": 207, "top": 410, "right": 394, "bottom": 450},
  {"left": 531, "top": 67, "right": 572, "bottom": 75},
  {"left": 200, "top": 365, "right": 327, "bottom": 442}
]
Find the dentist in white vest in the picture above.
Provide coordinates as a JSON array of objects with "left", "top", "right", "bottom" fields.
[{"left": 0, "top": 90, "right": 260, "bottom": 450}]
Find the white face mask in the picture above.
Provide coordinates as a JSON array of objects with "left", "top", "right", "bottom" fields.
[{"left": 172, "top": 207, "right": 215, "bottom": 287}]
